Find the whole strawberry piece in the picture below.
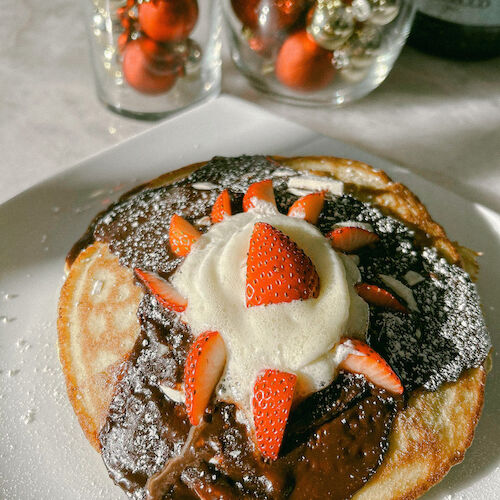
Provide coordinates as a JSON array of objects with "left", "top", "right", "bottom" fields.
[
  {"left": 246, "top": 222, "right": 320, "bottom": 307},
  {"left": 253, "top": 369, "right": 297, "bottom": 460}
]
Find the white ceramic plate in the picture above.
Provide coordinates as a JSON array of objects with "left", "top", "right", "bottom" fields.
[{"left": 1, "top": 95, "right": 498, "bottom": 500}]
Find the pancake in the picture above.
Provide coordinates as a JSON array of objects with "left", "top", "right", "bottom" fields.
[
  {"left": 58, "top": 242, "right": 143, "bottom": 450},
  {"left": 58, "top": 155, "right": 489, "bottom": 498}
]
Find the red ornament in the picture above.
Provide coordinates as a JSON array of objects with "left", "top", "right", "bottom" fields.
[
  {"left": 233, "top": 0, "right": 310, "bottom": 57},
  {"left": 122, "top": 39, "right": 179, "bottom": 95},
  {"left": 231, "top": 0, "right": 308, "bottom": 32},
  {"left": 138, "top": 0, "right": 198, "bottom": 43},
  {"left": 231, "top": 0, "right": 259, "bottom": 29},
  {"left": 275, "top": 30, "right": 335, "bottom": 91}
]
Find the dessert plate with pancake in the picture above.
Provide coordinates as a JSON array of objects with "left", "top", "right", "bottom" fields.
[{"left": 1, "top": 96, "right": 498, "bottom": 499}]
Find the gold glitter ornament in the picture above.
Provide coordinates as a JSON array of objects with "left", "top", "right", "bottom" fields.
[
  {"left": 307, "top": 0, "right": 355, "bottom": 50},
  {"left": 344, "top": 23, "right": 383, "bottom": 68},
  {"left": 369, "top": 0, "right": 400, "bottom": 25}
]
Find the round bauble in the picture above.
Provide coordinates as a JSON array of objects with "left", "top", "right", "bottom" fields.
[
  {"left": 138, "top": 0, "right": 198, "bottom": 43},
  {"left": 275, "top": 29, "right": 335, "bottom": 91}
]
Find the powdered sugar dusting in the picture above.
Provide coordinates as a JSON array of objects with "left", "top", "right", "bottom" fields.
[
  {"left": 95, "top": 158, "right": 489, "bottom": 394},
  {"left": 92, "top": 155, "right": 490, "bottom": 497},
  {"left": 100, "top": 293, "right": 193, "bottom": 497}
]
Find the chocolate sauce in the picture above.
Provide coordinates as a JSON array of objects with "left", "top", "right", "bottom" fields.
[
  {"left": 75, "top": 155, "right": 491, "bottom": 499},
  {"left": 102, "top": 299, "right": 401, "bottom": 500}
]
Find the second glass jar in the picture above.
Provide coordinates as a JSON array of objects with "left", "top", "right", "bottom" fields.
[{"left": 224, "top": 0, "right": 416, "bottom": 106}]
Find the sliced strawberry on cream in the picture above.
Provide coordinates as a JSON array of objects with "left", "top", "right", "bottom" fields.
[
  {"left": 172, "top": 196, "right": 367, "bottom": 412},
  {"left": 355, "top": 283, "right": 408, "bottom": 313},
  {"left": 184, "top": 331, "right": 226, "bottom": 426},
  {"left": 288, "top": 191, "right": 325, "bottom": 224},
  {"left": 211, "top": 189, "right": 232, "bottom": 223},
  {"left": 246, "top": 222, "right": 320, "bottom": 307},
  {"left": 339, "top": 339, "right": 404, "bottom": 394},
  {"left": 252, "top": 369, "right": 296, "bottom": 460},
  {"left": 327, "top": 227, "right": 379, "bottom": 253},
  {"left": 169, "top": 214, "right": 201, "bottom": 257},
  {"left": 134, "top": 268, "right": 187, "bottom": 312},
  {"left": 243, "top": 179, "right": 276, "bottom": 212}
]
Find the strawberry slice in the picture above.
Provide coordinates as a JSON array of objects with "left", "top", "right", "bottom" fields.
[
  {"left": 169, "top": 213, "right": 201, "bottom": 257},
  {"left": 246, "top": 222, "right": 320, "bottom": 307},
  {"left": 243, "top": 179, "right": 276, "bottom": 212},
  {"left": 327, "top": 227, "right": 379, "bottom": 252},
  {"left": 184, "top": 331, "right": 226, "bottom": 426},
  {"left": 252, "top": 369, "right": 297, "bottom": 460},
  {"left": 134, "top": 268, "right": 187, "bottom": 312},
  {"left": 339, "top": 339, "right": 404, "bottom": 394},
  {"left": 211, "top": 189, "right": 232, "bottom": 223},
  {"left": 355, "top": 283, "right": 408, "bottom": 313},
  {"left": 288, "top": 191, "right": 325, "bottom": 224}
]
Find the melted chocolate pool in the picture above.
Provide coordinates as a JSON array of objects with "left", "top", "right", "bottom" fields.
[{"left": 70, "top": 156, "right": 489, "bottom": 499}]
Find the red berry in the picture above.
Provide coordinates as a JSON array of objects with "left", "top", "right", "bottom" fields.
[
  {"left": 339, "top": 338, "right": 404, "bottom": 395},
  {"left": 246, "top": 222, "right": 320, "bottom": 307},
  {"left": 252, "top": 369, "right": 296, "bottom": 460},
  {"left": 288, "top": 191, "right": 325, "bottom": 224},
  {"left": 169, "top": 214, "right": 201, "bottom": 257},
  {"left": 138, "top": 0, "right": 199, "bottom": 43},
  {"left": 327, "top": 227, "right": 380, "bottom": 253},
  {"left": 243, "top": 179, "right": 276, "bottom": 212},
  {"left": 275, "top": 30, "right": 335, "bottom": 92},
  {"left": 134, "top": 269, "right": 187, "bottom": 312},
  {"left": 122, "top": 40, "right": 178, "bottom": 95},
  {"left": 184, "top": 331, "right": 226, "bottom": 426},
  {"left": 354, "top": 283, "right": 409, "bottom": 314},
  {"left": 211, "top": 189, "right": 232, "bottom": 223}
]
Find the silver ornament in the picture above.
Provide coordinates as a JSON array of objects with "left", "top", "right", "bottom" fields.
[
  {"left": 307, "top": 0, "right": 355, "bottom": 51},
  {"left": 369, "top": 0, "right": 400, "bottom": 25},
  {"left": 339, "top": 64, "right": 370, "bottom": 83},
  {"left": 332, "top": 48, "right": 350, "bottom": 70},
  {"left": 351, "top": 0, "right": 371, "bottom": 23},
  {"left": 345, "top": 24, "right": 383, "bottom": 68}
]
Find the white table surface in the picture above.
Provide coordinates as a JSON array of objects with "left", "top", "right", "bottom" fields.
[{"left": 1, "top": 0, "right": 499, "bottom": 211}]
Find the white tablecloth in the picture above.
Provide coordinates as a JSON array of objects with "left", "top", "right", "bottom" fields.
[{"left": 1, "top": 0, "right": 499, "bottom": 212}]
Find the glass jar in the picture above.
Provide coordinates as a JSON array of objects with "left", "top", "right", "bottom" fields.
[
  {"left": 223, "top": 0, "right": 417, "bottom": 106},
  {"left": 85, "top": 0, "right": 222, "bottom": 119}
]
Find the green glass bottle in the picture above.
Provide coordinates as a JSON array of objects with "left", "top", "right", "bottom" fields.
[{"left": 409, "top": 0, "right": 500, "bottom": 60}]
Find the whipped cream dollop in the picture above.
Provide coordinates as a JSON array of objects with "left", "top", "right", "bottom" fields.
[{"left": 172, "top": 208, "right": 368, "bottom": 409}]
